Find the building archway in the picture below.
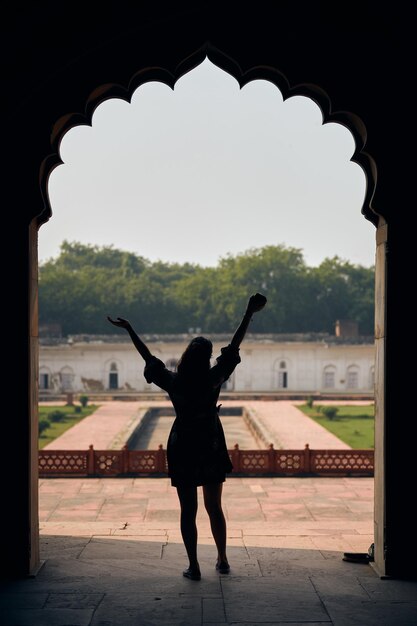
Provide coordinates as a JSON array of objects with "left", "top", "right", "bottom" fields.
[
  {"left": 346, "top": 364, "right": 360, "bottom": 390},
  {"left": 5, "top": 3, "right": 411, "bottom": 580},
  {"left": 37, "top": 46, "right": 382, "bottom": 572},
  {"left": 39, "top": 366, "right": 52, "bottom": 392},
  {"left": 105, "top": 360, "right": 122, "bottom": 390},
  {"left": 58, "top": 365, "right": 75, "bottom": 392},
  {"left": 273, "top": 358, "right": 290, "bottom": 390},
  {"left": 323, "top": 364, "right": 336, "bottom": 390}
]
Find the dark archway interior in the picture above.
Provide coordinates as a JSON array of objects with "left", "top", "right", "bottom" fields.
[{"left": 3, "top": 2, "right": 415, "bottom": 579}]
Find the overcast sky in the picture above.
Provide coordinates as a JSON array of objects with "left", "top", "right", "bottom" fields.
[{"left": 41, "top": 59, "right": 375, "bottom": 269}]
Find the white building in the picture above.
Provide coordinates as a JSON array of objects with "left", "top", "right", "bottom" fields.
[{"left": 39, "top": 327, "right": 375, "bottom": 396}]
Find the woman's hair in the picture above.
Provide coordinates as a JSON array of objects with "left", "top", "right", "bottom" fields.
[{"left": 176, "top": 336, "right": 213, "bottom": 380}]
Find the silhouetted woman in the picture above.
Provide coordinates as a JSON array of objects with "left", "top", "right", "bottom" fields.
[{"left": 107, "top": 292, "right": 267, "bottom": 580}]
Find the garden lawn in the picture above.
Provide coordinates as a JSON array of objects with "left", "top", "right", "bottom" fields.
[
  {"left": 298, "top": 404, "right": 375, "bottom": 449},
  {"left": 38, "top": 404, "right": 99, "bottom": 449}
]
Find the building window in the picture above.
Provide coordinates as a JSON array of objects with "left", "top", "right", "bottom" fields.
[
  {"left": 39, "top": 373, "right": 49, "bottom": 390},
  {"left": 323, "top": 367, "right": 336, "bottom": 388},
  {"left": 109, "top": 372, "right": 118, "bottom": 389},
  {"left": 274, "top": 359, "right": 289, "bottom": 389},
  {"left": 346, "top": 368, "right": 359, "bottom": 389},
  {"left": 109, "top": 362, "right": 118, "bottom": 390},
  {"left": 369, "top": 367, "right": 375, "bottom": 390},
  {"left": 60, "top": 367, "right": 74, "bottom": 391},
  {"left": 278, "top": 370, "right": 288, "bottom": 389}
]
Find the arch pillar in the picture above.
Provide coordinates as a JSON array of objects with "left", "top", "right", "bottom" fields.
[{"left": 374, "top": 217, "right": 387, "bottom": 575}]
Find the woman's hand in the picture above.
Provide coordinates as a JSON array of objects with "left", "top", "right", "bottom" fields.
[
  {"left": 230, "top": 293, "right": 267, "bottom": 349},
  {"left": 107, "top": 315, "right": 131, "bottom": 330},
  {"left": 107, "top": 316, "right": 152, "bottom": 361},
  {"left": 246, "top": 293, "right": 267, "bottom": 314}
]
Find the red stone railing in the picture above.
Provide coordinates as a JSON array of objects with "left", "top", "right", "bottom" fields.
[{"left": 39, "top": 443, "right": 374, "bottom": 477}]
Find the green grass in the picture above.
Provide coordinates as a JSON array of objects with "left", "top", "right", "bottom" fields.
[
  {"left": 298, "top": 404, "right": 375, "bottom": 449},
  {"left": 38, "top": 404, "right": 99, "bottom": 449}
]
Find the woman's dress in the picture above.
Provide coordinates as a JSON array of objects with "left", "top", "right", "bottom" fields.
[{"left": 143, "top": 345, "right": 241, "bottom": 487}]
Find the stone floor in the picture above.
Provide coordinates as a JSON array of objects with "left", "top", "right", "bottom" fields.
[{"left": 1, "top": 476, "right": 417, "bottom": 625}]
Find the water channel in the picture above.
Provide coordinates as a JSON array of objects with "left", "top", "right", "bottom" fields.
[{"left": 129, "top": 408, "right": 262, "bottom": 450}]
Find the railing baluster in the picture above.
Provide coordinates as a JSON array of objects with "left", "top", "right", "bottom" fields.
[
  {"left": 87, "top": 444, "right": 95, "bottom": 476},
  {"left": 268, "top": 443, "right": 274, "bottom": 472},
  {"left": 232, "top": 443, "right": 240, "bottom": 473},
  {"left": 304, "top": 443, "right": 311, "bottom": 473},
  {"left": 122, "top": 445, "right": 129, "bottom": 474},
  {"left": 156, "top": 444, "right": 165, "bottom": 473}
]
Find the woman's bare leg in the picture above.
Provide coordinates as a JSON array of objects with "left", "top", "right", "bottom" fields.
[
  {"left": 203, "top": 482, "right": 228, "bottom": 566},
  {"left": 176, "top": 485, "right": 200, "bottom": 574}
]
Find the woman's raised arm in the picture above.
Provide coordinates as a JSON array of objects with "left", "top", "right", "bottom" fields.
[
  {"left": 230, "top": 293, "right": 267, "bottom": 350},
  {"left": 107, "top": 316, "right": 153, "bottom": 363}
]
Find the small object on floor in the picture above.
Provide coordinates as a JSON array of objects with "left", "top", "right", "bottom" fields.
[
  {"left": 343, "top": 552, "right": 370, "bottom": 563},
  {"left": 216, "top": 560, "right": 230, "bottom": 574},
  {"left": 183, "top": 567, "right": 201, "bottom": 580},
  {"left": 343, "top": 543, "right": 374, "bottom": 564}
]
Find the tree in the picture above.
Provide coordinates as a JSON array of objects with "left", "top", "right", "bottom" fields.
[{"left": 39, "top": 241, "right": 375, "bottom": 335}]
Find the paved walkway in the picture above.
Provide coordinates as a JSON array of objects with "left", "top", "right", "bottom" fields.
[
  {"left": 43, "top": 402, "right": 163, "bottom": 450},
  {"left": 229, "top": 400, "right": 352, "bottom": 449},
  {"left": 42, "top": 400, "right": 357, "bottom": 451},
  {"left": 1, "top": 476, "right": 417, "bottom": 625}
]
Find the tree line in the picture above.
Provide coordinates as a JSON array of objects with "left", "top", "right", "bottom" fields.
[{"left": 39, "top": 241, "right": 375, "bottom": 336}]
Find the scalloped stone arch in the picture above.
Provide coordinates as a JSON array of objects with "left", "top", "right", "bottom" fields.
[
  {"left": 6, "top": 0, "right": 415, "bottom": 585},
  {"left": 38, "top": 44, "right": 378, "bottom": 228},
  {"left": 29, "top": 40, "right": 390, "bottom": 580}
]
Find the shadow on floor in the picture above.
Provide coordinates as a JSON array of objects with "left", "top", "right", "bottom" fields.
[{"left": 1, "top": 534, "right": 417, "bottom": 625}]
